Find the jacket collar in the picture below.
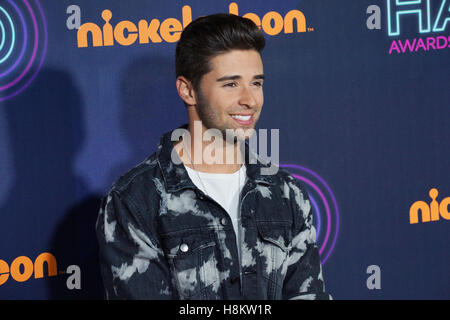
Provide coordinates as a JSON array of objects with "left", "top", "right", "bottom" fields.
[{"left": 156, "top": 124, "right": 276, "bottom": 193}]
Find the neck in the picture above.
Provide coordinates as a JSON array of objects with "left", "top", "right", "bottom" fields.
[{"left": 173, "top": 122, "right": 244, "bottom": 174}]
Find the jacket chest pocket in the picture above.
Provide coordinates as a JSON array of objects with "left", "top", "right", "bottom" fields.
[
  {"left": 256, "top": 221, "right": 292, "bottom": 298},
  {"left": 161, "top": 230, "right": 220, "bottom": 300}
]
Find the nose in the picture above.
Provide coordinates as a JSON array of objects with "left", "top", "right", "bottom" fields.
[{"left": 238, "top": 85, "right": 258, "bottom": 108}]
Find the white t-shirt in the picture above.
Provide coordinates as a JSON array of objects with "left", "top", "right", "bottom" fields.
[{"left": 184, "top": 164, "right": 247, "bottom": 261}]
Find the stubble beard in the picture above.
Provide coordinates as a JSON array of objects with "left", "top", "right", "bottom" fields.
[{"left": 195, "top": 88, "right": 257, "bottom": 145}]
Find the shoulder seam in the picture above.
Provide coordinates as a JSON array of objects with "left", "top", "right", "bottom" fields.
[{"left": 112, "top": 156, "right": 159, "bottom": 194}]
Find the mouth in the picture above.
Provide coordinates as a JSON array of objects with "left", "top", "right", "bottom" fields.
[{"left": 230, "top": 114, "right": 254, "bottom": 126}]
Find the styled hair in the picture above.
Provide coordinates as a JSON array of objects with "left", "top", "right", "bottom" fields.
[{"left": 175, "top": 13, "right": 265, "bottom": 91}]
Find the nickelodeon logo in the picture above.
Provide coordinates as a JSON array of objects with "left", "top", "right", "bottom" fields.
[
  {"left": 0, "top": 252, "right": 81, "bottom": 289},
  {"left": 76, "top": 2, "right": 309, "bottom": 48},
  {"left": 409, "top": 188, "right": 450, "bottom": 224}
]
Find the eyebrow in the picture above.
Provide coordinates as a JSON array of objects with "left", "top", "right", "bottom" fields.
[{"left": 216, "top": 74, "right": 265, "bottom": 82}]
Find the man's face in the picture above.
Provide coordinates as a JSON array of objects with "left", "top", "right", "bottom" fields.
[{"left": 194, "top": 49, "right": 264, "bottom": 140}]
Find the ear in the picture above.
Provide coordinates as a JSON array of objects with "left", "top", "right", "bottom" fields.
[{"left": 176, "top": 76, "right": 197, "bottom": 106}]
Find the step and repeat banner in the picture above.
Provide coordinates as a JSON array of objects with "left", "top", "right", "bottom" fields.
[{"left": 0, "top": 0, "right": 448, "bottom": 299}]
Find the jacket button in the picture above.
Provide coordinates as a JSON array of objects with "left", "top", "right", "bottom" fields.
[
  {"left": 179, "top": 243, "right": 189, "bottom": 252},
  {"left": 220, "top": 218, "right": 228, "bottom": 226}
]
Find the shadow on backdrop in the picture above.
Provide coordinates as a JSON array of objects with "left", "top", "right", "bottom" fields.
[
  {"left": 107, "top": 54, "right": 186, "bottom": 186},
  {"left": 1, "top": 68, "right": 102, "bottom": 299}
]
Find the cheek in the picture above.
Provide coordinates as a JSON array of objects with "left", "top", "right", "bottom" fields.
[
  {"left": 205, "top": 88, "right": 229, "bottom": 105},
  {"left": 256, "top": 91, "right": 264, "bottom": 108},
  {"left": 212, "top": 93, "right": 237, "bottom": 112}
]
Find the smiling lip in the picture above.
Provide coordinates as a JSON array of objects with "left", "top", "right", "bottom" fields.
[{"left": 230, "top": 114, "right": 254, "bottom": 125}]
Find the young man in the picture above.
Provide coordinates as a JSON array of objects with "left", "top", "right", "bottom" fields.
[{"left": 96, "top": 13, "right": 331, "bottom": 300}]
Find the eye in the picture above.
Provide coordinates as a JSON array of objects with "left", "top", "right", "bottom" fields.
[
  {"left": 253, "top": 81, "right": 263, "bottom": 87},
  {"left": 224, "top": 82, "right": 237, "bottom": 88}
]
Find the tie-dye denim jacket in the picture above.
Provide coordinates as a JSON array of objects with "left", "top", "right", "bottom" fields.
[{"left": 96, "top": 127, "right": 331, "bottom": 300}]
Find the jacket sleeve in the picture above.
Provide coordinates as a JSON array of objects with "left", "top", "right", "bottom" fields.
[
  {"left": 95, "top": 189, "right": 176, "bottom": 299},
  {"left": 282, "top": 176, "right": 332, "bottom": 300}
]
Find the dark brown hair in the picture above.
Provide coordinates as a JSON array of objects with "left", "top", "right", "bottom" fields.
[{"left": 175, "top": 13, "right": 265, "bottom": 91}]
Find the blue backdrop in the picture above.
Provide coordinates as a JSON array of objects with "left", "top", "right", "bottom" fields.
[{"left": 0, "top": 0, "right": 448, "bottom": 299}]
